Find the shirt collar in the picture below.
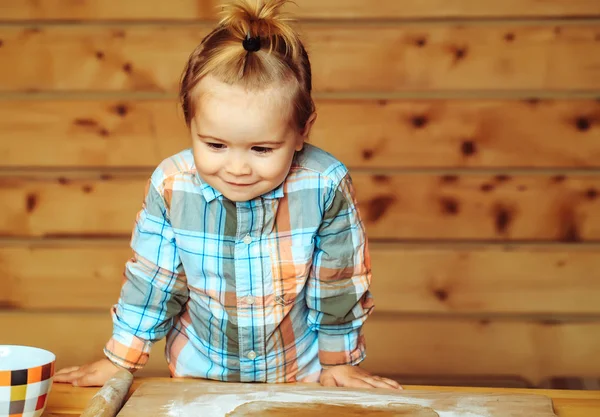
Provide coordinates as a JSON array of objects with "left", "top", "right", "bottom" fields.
[{"left": 193, "top": 165, "right": 285, "bottom": 203}]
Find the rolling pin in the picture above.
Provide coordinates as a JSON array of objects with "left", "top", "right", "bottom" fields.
[{"left": 80, "top": 369, "right": 134, "bottom": 417}]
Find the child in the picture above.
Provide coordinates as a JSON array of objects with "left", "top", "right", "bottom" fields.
[{"left": 55, "top": 0, "right": 400, "bottom": 390}]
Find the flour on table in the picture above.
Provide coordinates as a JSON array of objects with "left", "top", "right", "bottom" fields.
[{"left": 164, "top": 389, "right": 487, "bottom": 417}]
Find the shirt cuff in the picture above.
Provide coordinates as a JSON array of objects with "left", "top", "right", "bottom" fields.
[
  {"left": 318, "top": 329, "right": 366, "bottom": 368},
  {"left": 104, "top": 328, "right": 153, "bottom": 371}
]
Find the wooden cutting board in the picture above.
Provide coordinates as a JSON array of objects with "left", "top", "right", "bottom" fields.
[{"left": 117, "top": 380, "right": 557, "bottom": 417}]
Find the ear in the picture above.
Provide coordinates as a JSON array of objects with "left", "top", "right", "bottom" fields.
[
  {"left": 295, "top": 112, "right": 317, "bottom": 151},
  {"left": 302, "top": 112, "right": 317, "bottom": 138}
]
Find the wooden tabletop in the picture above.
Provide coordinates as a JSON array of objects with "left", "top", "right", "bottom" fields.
[{"left": 43, "top": 378, "right": 600, "bottom": 417}]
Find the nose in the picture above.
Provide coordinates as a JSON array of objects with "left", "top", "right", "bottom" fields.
[{"left": 225, "top": 153, "right": 252, "bottom": 177}]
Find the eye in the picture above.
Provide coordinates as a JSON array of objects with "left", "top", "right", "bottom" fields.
[
  {"left": 252, "top": 146, "right": 273, "bottom": 154},
  {"left": 206, "top": 143, "right": 226, "bottom": 150}
]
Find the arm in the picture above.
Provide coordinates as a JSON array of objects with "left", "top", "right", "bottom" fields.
[
  {"left": 307, "top": 173, "right": 400, "bottom": 390},
  {"left": 55, "top": 177, "right": 188, "bottom": 385},
  {"left": 106, "top": 178, "right": 188, "bottom": 369},
  {"left": 306, "top": 173, "right": 373, "bottom": 367}
]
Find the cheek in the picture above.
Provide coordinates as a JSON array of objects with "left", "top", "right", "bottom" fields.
[
  {"left": 255, "top": 153, "right": 293, "bottom": 180},
  {"left": 193, "top": 146, "right": 221, "bottom": 175}
]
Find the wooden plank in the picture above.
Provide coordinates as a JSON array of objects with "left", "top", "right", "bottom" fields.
[
  {"left": 0, "top": 24, "right": 599, "bottom": 92},
  {"left": 0, "top": 312, "right": 169, "bottom": 378},
  {"left": 2, "top": 312, "right": 599, "bottom": 384},
  {"left": 2, "top": 243, "right": 600, "bottom": 314},
  {"left": 2, "top": 0, "right": 600, "bottom": 20},
  {"left": 361, "top": 315, "right": 600, "bottom": 385},
  {"left": 1, "top": 173, "right": 599, "bottom": 241},
  {"left": 1, "top": 98, "right": 599, "bottom": 169}
]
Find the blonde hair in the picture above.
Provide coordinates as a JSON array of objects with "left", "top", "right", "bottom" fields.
[{"left": 179, "top": 0, "right": 314, "bottom": 131}]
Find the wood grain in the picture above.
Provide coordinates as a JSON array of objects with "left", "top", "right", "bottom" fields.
[
  {"left": 43, "top": 381, "right": 600, "bottom": 417},
  {"left": 3, "top": 0, "right": 600, "bottom": 20},
  {"left": 1, "top": 24, "right": 599, "bottom": 92},
  {"left": 362, "top": 316, "right": 600, "bottom": 385},
  {"left": 1, "top": 173, "right": 599, "bottom": 241},
  {"left": 3, "top": 312, "right": 599, "bottom": 384},
  {"left": 119, "top": 380, "right": 556, "bottom": 417},
  {"left": 1, "top": 99, "right": 599, "bottom": 168},
  {"left": 2, "top": 243, "right": 599, "bottom": 314}
]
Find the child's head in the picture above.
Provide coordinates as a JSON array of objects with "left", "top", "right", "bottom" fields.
[{"left": 179, "top": 0, "right": 316, "bottom": 202}]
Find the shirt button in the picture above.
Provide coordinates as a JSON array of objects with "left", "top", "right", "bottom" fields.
[
  {"left": 243, "top": 235, "right": 252, "bottom": 245},
  {"left": 246, "top": 295, "right": 255, "bottom": 305},
  {"left": 247, "top": 351, "right": 257, "bottom": 360}
]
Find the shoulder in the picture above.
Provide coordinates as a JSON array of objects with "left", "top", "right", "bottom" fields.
[
  {"left": 148, "top": 148, "right": 196, "bottom": 193},
  {"left": 290, "top": 143, "right": 349, "bottom": 187}
]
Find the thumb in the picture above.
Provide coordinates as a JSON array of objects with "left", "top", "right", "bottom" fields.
[{"left": 319, "top": 371, "right": 338, "bottom": 387}]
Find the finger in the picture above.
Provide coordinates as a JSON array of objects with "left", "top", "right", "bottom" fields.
[
  {"left": 53, "top": 371, "right": 79, "bottom": 383},
  {"left": 73, "top": 372, "right": 103, "bottom": 387},
  {"left": 59, "top": 369, "right": 88, "bottom": 385},
  {"left": 369, "top": 378, "right": 403, "bottom": 390},
  {"left": 342, "top": 377, "right": 377, "bottom": 389},
  {"left": 319, "top": 372, "right": 338, "bottom": 387},
  {"left": 372, "top": 376, "right": 403, "bottom": 390},
  {"left": 54, "top": 366, "right": 80, "bottom": 376}
]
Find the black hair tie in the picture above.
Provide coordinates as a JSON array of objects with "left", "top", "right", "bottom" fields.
[{"left": 243, "top": 34, "right": 261, "bottom": 52}]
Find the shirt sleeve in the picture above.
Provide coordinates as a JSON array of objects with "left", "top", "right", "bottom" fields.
[
  {"left": 305, "top": 173, "right": 374, "bottom": 368},
  {"left": 103, "top": 178, "right": 188, "bottom": 371}
]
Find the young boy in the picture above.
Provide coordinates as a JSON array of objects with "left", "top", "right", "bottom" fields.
[{"left": 55, "top": 0, "right": 400, "bottom": 390}]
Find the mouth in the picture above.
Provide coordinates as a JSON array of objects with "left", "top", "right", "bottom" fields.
[{"left": 225, "top": 181, "right": 255, "bottom": 187}]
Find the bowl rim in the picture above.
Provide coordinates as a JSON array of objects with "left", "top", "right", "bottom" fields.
[{"left": 0, "top": 344, "right": 56, "bottom": 371}]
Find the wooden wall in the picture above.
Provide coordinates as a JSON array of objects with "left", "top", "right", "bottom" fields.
[{"left": 1, "top": 1, "right": 600, "bottom": 386}]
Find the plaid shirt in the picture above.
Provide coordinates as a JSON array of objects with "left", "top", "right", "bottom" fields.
[{"left": 104, "top": 144, "right": 374, "bottom": 383}]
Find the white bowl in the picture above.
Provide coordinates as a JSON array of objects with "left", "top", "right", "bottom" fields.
[{"left": 0, "top": 345, "right": 56, "bottom": 417}]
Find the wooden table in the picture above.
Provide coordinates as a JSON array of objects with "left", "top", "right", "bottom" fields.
[{"left": 43, "top": 378, "right": 600, "bottom": 417}]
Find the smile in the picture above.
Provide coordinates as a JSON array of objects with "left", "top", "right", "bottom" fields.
[{"left": 225, "top": 181, "right": 255, "bottom": 187}]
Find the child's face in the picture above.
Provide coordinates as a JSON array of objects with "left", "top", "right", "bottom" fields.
[{"left": 190, "top": 75, "right": 313, "bottom": 202}]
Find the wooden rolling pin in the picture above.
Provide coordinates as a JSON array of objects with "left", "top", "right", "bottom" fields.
[{"left": 80, "top": 369, "right": 134, "bottom": 417}]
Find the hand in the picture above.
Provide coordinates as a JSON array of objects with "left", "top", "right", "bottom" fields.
[
  {"left": 54, "top": 358, "right": 123, "bottom": 387},
  {"left": 320, "top": 365, "right": 402, "bottom": 390}
]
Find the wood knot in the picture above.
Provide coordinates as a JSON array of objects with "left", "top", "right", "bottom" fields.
[
  {"left": 411, "top": 115, "right": 428, "bottom": 129},
  {"left": 74, "top": 118, "right": 98, "bottom": 127},
  {"left": 362, "top": 149, "right": 374, "bottom": 160},
  {"left": 95, "top": 51, "right": 105, "bottom": 60},
  {"left": 433, "top": 289, "right": 449, "bottom": 302},
  {"left": 504, "top": 33, "right": 515, "bottom": 42},
  {"left": 440, "top": 197, "right": 460, "bottom": 215},
  {"left": 452, "top": 46, "right": 468, "bottom": 63},
  {"left": 26, "top": 193, "right": 38, "bottom": 213},
  {"left": 585, "top": 188, "right": 598, "bottom": 200},
  {"left": 480, "top": 183, "right": 494, "bottom": 192},
  {"left": 575, "top": 117, "right": 591, "bottom": 132},
  {"left": 414, "top": 37, "right": 427, "bottom": 47},
  {"left": 123, "top": 63, "right": 133, "bottom": 73},
  {"left": 461, "top": 140, "right": 477, "bottom": 156},
  {"left": 524, "top": 98, "right": 541, "bottom": 106},
  {"left": 367, "top": 195, "right": 396, "bottom": 222},
  {"left": 113, "top": 104, "right": 128, "bottom": 117},
  {"left": 440, "top": 175, "right": 459, "bottom": 184},
  {"left": 372, "top": 175, "right": 391, "bottom": 184},
  {"left": 493, "top": 204, "right": 515, "bottom": 235}
]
